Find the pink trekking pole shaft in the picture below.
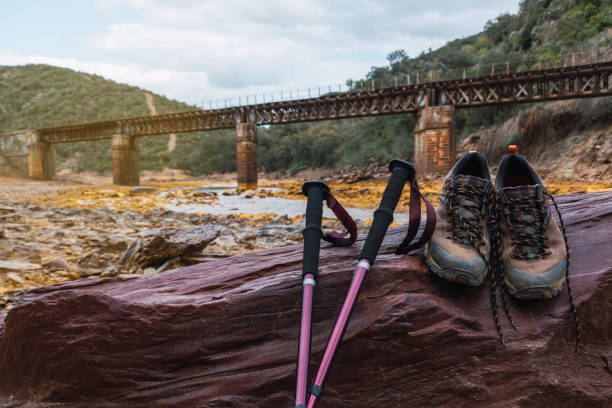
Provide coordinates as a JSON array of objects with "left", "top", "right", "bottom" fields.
[
  {"left": 307, "top": 159, "right": 414, "bottom": 408},
  {"left": 295, "top": 181, "right": 329, "bottom": 408}
]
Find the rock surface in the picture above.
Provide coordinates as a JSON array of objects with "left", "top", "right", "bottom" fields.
[
  {"left": 119, "top": 224, "right": 220, "bottom": 269},
  {"left": 0, "top": 260, "right": 41, "bottom": 271},
  {"left": 0, "top": 191, "right": 611, "bottom": 407}
]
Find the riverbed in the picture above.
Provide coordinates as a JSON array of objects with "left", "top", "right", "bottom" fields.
[{"left": 1, "top": 174, "right": 610, "bottom": 310}]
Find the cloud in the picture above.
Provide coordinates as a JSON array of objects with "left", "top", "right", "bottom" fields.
[
  {"left": 5, "top": 1, "right": 519, "bottom": 104},
  {"left": 0, "top": 51, "right": 208, "bottom": 102}
]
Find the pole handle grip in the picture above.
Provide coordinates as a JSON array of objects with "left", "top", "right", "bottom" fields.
[
  {"left": 302, "top": 181, "right": 329, "bottom": 277},
  {"left": 359, "top": 159, "right": 414, "bottom": 264}
]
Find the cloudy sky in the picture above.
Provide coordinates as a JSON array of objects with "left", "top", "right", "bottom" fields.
[{"left": 2, "top": 0, "right": 519, "bottom": 106}]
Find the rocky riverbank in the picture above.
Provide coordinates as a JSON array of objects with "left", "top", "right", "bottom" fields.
[
  {"left": 0, "top": 199, "right": 311, "bottom": 311},
  {"left": 0, "top": 177, "right": 373, "bottom": 310},
  {"left": 1, "top": 173, "right": 610, "bottom": 311},
  {"left": 1, "top": 190, "right": 611, "bottom": 407}
]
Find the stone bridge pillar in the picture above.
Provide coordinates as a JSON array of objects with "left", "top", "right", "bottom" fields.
[
  {"left": 28, "top": 132, "right": 56, "bottom": 180},
  {"left": 236, "top": 123, "right": 257, "bottom": 190},
  {"left": 413, "top": 106, "right": 456, "bottom": 175},
  {"left": 112, "top": 134, "right": 140, "bottom": 186}
]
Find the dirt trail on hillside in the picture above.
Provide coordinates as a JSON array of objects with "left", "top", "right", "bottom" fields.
[
  {"left": 144, "top": 92, "right": 157, "bottom": 115},
  {"left": 145, "top": 92, "right": 176, "bottom": 152}
]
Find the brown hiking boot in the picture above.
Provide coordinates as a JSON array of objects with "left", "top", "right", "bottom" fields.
[
  {"left": 425, "top": 152, "right": 493, "bottom": 286},
  {"left": 495, "top": 154, "right": 567, "bottom": 299}
]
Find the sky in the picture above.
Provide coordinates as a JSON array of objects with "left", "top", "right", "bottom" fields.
[{"left": 1, "top": 0, "right": 519, "bottom": 107}]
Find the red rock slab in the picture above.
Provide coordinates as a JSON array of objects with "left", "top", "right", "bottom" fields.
[{"left": 0, "top": 191, "right": 611, "bottom": 408}]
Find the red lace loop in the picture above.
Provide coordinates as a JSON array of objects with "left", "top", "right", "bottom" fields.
[
  {"left": 395, "top": 178, "right": 436, "bottom": 254},
  {"left": 321, "top": 192, "right": 358, "bottom": 246}
]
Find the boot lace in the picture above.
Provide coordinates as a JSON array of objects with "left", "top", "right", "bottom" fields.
[
  {"left": 501, "top": 189, "right": 580, "bottom": 351},
  {"left": 445, "top": 180, "right": 516, "bottom": 346},
  {"left": 445, "top": 181, "right": 486, "bottom": 249},
  {"left": 502, "top": 191, "right": 550, "bottom": 260}
]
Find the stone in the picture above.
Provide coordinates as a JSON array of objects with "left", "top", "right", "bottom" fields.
[
  {"left": 117, "top": 274, "right": 141, "bottom": 280},
  {"left": 0, "top": 289, "right": 25, "bottom": 313},
  {"left": 0, "top": 260, "right": 41, "bottom": 271},
  {"left": 211, "top": 234, "right": 238, "bottom": 252},
  {"left": 256, "top": 224, "right": 299, "bottom": 236},
  {"left": 0, "top": 191, "right": 611, "bottom": 407},
  {"left": 5, "top": 273, "right": 24, "bottom": 284},
  {"left": 118, "top": 239, "right": 142, "bottom": 265},
  {"left": 142, "top": 267, "right": 157, "bottom": 276},
  {"left": 98, "top": 189, "right": 119, "bottom": 197},
  {"left": 43, "top": 258, "right": 70, "bottom": 271},
  {"left": 99, "top": 265, "right": 119, "bottom": 278},
  {"left": 120, "top": 225, "right": 220, "bottom": 268},
  {"left": 129, "top": 186, "right": 158, "bottom": 194}
]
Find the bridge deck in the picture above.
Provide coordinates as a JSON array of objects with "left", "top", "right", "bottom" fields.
[{"left": 33, "top": 61, "right": 612, "bottom": 144}]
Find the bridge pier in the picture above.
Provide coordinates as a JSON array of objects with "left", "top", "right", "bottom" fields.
[
  {"left": 413, "top": 106, "right": 456, "bottom": 175},
  {"left": 236, "top": 123, "right": 257, "bottom": 189},
  {"left": 112, "top": 134, "right": 140, "bottom": 186},
  {"left": 28, "top": 132, "right": 56, "bottom": 180}
]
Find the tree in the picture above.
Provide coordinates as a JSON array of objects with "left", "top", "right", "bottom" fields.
[{"left": 387, "top": 49, "right": 407, "bottom": 68}]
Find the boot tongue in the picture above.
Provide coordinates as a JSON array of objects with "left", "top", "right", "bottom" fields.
[
  {"left": 502, "top": 185, "right": 540, "bottom": 200},
  {"left": 455, "top": 175, "right": 488, "bottom": 188}
]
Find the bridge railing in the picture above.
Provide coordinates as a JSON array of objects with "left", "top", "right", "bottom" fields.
[
  {"left": 201, "top": 84, "right": 353, "bottom": 110},
  {"left": 36, "top": 47, "right": 611, "bottom": 129},
  {"left": 395, "top": 48, "right": 607, "bottom": 84},
  {"left": 199, "top": 47, "right": 609, "bottom": 109}
]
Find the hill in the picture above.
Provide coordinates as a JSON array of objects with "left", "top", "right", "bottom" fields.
[
  {"left": 190, "top": 0, "right": 612, "bottom": 176},
  {"left": 256, "top": 0, "right": 612, "bottom": 174},
  {"left": 0, "top": 64, "right": 234, "bottom": 173},
  {"left": 0, "top": 0, "right": 611, "bottom": 176}
]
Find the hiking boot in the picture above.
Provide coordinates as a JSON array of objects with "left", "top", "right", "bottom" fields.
[
  {"left": 425, "top": 152, "right": 493, "bottom": 286},
  {"left": 496, "top": 154, "right": 567, "bottom": 299}
]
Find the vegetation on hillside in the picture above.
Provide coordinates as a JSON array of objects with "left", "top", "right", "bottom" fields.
[
  {"left": 0, "top": 64, "right": 232, "bottom": 173},
  {"left": 0, "top": 0, "right": 610, "bottom": 175},
  {"left": 0, "top": 64, "right": 190, "bottom": 129},
  {"left": 249, "top": 0, "right": 611, "bottom": 174}
]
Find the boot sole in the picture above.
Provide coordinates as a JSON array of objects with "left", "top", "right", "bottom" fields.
[
  {"left": 426, "top": 246, "right": 485, "bottom": 287},
  {"left": 505, "top": 278, "right": 565, "bottom": 300}
]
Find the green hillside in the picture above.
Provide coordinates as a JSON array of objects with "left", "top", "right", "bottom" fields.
[
  {"left": 187, "top": 0, "right": 612, "bottom": 175},
  {"left": 254, "top": 0, "right": 611, "bottom": 173},
  {"left": 0, "top": 64, "right": 180, "bottom": 172},
  {"left": 0, "top": 64, "right": 233, "bottom": 173},
  {"left": 0, "top": 64, "right": 187, "bottom": 130},
  {"left": 0, "top": 0, "right": 610, "bottom": 175}
]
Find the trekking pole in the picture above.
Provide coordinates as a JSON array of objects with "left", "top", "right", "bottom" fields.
[
  {"left": 295, "top": 181, "right": 358, "bottom": 408},
  {"left": 295, "top": 181, "right": 328, "bottom": 408},
  {"left": 307, "top": 159, "right": 415, "bottom": 408}
]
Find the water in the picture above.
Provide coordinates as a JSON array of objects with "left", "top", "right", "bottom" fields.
[{"left": 163, "top": 184, "right": 412, "bottom": 224}]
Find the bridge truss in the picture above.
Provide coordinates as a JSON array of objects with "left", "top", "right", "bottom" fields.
[{"left": 38, "top": 61, "right": 612, "bottom": 144}]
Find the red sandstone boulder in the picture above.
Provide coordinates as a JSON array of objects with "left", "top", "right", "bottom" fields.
[{"left": 0, "top": 191, "right": 611, "bottom": 407}]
